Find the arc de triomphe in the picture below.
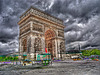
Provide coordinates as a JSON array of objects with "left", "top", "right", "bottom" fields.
[{"left": 18, "top": 6, "right": 65, "bottom": 60}]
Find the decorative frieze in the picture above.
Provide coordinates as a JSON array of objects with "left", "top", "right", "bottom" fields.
[
  {"left": 33, "top": 19, "right": 45, "bottom": 25},
  {"left": 20, "top": 24, "right": 30, "bottom": 35},
  {"left": 32, "top": 24, "right": 43, "bottom": 32},
  {"left": 58, "top": 31, "right": 64, "bottom": 37}
]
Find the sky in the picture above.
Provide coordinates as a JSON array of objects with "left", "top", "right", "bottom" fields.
[{"left": 0, "top": 0, "right": 100, "bottom": 54}]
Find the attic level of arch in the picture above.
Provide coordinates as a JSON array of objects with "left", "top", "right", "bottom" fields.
[
  {"left": 19, "top": 17, "right": 64, "bottom": 32},
  {"left": 19, "top": 18, "right": 44, "bottom": 28},
  {"left": 20, "top": 7, "right": 63, "bottom": 25},
  {"left": 18, "top": 15, "right": 64, "bottom": 29}
]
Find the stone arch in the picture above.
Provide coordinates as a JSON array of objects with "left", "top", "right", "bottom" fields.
[
  {"left": 45, "top": 29, "right": 56, "bottom": 58},
  {"left": 45, "top": 29, "right": 56, "bottom": 40}
]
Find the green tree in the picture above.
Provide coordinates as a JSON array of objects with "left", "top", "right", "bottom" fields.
[{"left": 81, "top": 49, "right": 100, "bottom": 56}]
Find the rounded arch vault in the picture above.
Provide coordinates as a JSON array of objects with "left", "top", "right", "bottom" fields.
[{"left": 45, "top": 29, "right": 56, "bottom": 58}]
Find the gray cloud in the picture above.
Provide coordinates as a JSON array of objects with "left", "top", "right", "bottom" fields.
[{"left": 0, "top": 0, "right": 100, "bottom": 54}]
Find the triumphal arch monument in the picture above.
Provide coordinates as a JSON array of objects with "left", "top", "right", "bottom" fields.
[{"left": 18, "top": 6, "right": 65, "bottom": 60}]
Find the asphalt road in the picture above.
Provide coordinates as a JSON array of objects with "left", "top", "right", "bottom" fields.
[{"left": 0, "top": 60, "right": 100, "bottom": 75}]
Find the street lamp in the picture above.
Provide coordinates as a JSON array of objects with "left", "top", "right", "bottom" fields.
[{"left": 78, "top": 44, "right": 81, "bottom": 53}]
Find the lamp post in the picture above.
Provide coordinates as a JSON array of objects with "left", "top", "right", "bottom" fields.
[{"left": 78, "top": 44, "right": 81, "bottom": 53}]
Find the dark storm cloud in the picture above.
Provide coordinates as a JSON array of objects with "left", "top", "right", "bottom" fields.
[
  {"left": 0, "top": 0, "right": 100, "bottom": 54},
  {"left": 0, "top": 28, "right": 18, "bottom": 43},
  {"left": 48, "top": 0, "right": 100, "bottom": 23},
  {"left": 50, "top": 0, "right": 100, "bottom": 50},
  {"left": 0, "top": 0, "right": 3, "bottom": 14},
  {"left": 65, "top": 15, "right": 100, "bottom": 50}
]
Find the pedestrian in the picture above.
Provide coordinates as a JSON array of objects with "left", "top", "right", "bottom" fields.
[
  {"left": 52, "top": 58, "right": 54, "bottom": 61},
  {"left": 51, "top": 59, "right": 52, "bottom": 65}
]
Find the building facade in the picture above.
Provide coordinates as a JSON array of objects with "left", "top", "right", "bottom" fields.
[{"left": 18, "top": 7, "right": 65, "bottom": 60}]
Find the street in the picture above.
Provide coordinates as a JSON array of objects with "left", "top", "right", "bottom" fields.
[{"left": 0, "top": 60, "right": 100, "bottom": 75}]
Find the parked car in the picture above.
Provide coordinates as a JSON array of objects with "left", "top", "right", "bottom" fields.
[{"left": 92, "top": 59, "right": 99, "bottom": 61}]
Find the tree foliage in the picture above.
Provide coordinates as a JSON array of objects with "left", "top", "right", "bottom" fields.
[
  {"left": 0, "top": 56, "right": 18, "bottom": 61},
  {"left": 81, "top": 49, "right": 100, "bottom": 56}
]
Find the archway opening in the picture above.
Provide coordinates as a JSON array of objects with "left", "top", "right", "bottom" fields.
[{"left": 45, "top": 29, "right": 55, "bottom": 58}]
